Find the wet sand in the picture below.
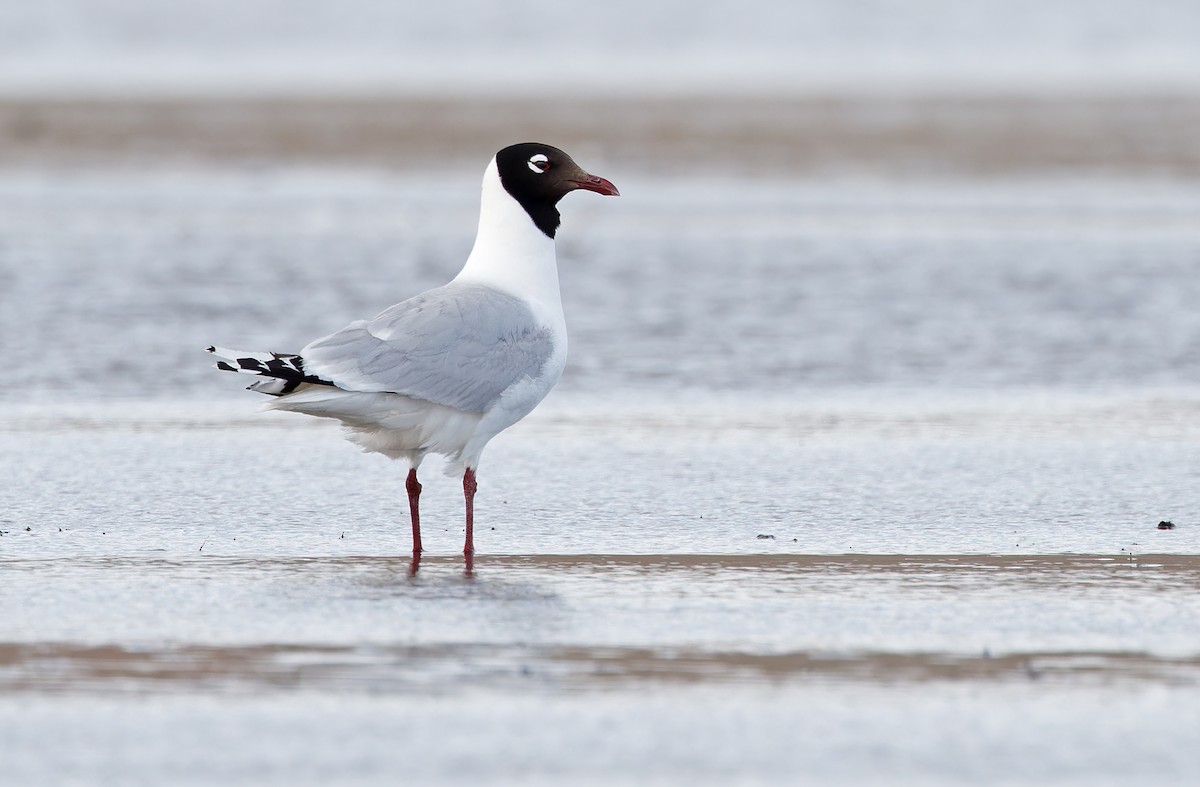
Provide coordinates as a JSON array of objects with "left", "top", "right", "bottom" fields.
[
  {"left": 4, "top": 459, "right": 1200, "bottom": 784},
  {"left": 3, "top": 92, "right": 1200, "bottom": 177},
  {"left": 4, "top": 552, "right": 1200, "bottom": 694}
]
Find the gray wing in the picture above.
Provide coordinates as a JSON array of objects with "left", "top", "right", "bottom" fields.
[{"left": 299, "top": 282, "right": 556, "bottom": 413}]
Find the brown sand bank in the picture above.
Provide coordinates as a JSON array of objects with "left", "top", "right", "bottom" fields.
[{"left": 2, "top": 93, "right": 1200, "bottom": 177}]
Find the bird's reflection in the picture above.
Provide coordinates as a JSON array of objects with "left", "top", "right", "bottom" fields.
[{"left": 405, "top": 550, "right": 475, "bottom": 579}]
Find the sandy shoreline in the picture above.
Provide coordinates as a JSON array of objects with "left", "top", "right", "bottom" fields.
[{"left": 3, "top": 93, "right": 1200, "bottom": 177}]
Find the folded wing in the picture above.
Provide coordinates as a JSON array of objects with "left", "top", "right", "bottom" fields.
[{"left": 300, "top": 282, "right": 555, "bottom": 414}]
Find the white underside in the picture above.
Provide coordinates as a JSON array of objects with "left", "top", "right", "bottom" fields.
[
  {"left": 267, "top": 348, "right": 563, "bottom": 474},
  {"left": 267, "top": 386, "right": 483, "bottom": 474}
]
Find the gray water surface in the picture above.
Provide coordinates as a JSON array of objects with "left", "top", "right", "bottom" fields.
[
  {"left": 4, "top": 172, "right": 1200, "bottom": 402},
  {"left": 4, "top": 0, "right": 1200, "bottom": 92},
  {"left": 3, "top": 170, "right": 1199, "bottom": 785}
]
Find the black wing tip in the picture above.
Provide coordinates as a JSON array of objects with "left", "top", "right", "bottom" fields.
[
  {"left": 205, "top": 345, "right": 216, "bottom": 353},
  {"left": 215, "top": 361, "right": 237, "bottom": 372}
]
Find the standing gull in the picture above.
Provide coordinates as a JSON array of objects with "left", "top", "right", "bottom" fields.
[{"left": 208, "top": 143, "right": 618, "bottom": 556}]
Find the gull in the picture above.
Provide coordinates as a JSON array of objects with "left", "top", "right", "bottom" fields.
[{"left": 208, "top": 143, "right": 618, "bottom": 556}]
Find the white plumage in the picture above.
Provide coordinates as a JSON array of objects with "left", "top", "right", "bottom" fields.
[{"left": 208, "top": 143, "right": 618, "bottom": 557}]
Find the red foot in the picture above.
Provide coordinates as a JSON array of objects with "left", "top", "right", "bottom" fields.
[
  {"left": 406, "top": 468, "right": 423, "bottom": 554},
  {"left": 463, "top": 467, "right": 478, "bottom": 556}
]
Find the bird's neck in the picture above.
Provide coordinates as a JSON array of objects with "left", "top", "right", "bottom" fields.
[{"left": 454, "top": 159, "right": 562, "bottom": 316}]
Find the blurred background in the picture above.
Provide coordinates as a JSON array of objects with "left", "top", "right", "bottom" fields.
[
  {"left": 4, "top": 0, "right": 1200, "bottom": 94},
  {"left": 3, "top": 0, "right": 1200, "bottom": 404},
  {"left": 2, "top": 0, "right": 1200, "bottom": 175}
]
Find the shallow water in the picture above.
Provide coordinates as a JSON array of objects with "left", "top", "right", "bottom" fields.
[
  {"left": 5, "top": 550, "right": 1200, "bottom": 687},
  {"left": 2, "top": 169, "right": 1200, "bottom": 784},
  {"left": 3, "top": 0, "right": 1200, "bottom": 92},
  {"left": 4, "top": 171, "right": 1200, "bottom": 402}
]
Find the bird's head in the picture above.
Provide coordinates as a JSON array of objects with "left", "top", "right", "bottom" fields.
[{"left": 494, "top": 143, "right": 619, "bottom": 238}]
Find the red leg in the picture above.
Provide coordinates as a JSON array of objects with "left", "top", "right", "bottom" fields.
[
  {"left": 463, "top": 467, "right": 478, "bottom": 556},
  {"left": 406, "top": 468, "right": 423, "bottom": 554}
]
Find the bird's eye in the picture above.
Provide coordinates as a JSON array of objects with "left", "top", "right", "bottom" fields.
[{"left": 527, "top": 154, "right": 550, "bottom": 173}]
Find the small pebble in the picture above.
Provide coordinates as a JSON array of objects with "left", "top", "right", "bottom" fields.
[{"left": 1158, "top": 520, "right": 1176, "bottom": 530}]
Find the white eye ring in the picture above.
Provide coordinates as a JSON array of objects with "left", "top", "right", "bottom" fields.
[{"left": 527, "top": 154, "right": 550, "bottom": 173}]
